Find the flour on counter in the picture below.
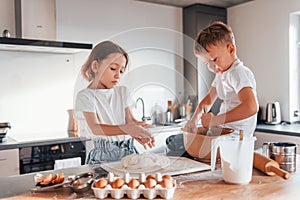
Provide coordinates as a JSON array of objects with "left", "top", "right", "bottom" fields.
[{"left": 121, "top": 152, "right": 170, "bottom": 170}]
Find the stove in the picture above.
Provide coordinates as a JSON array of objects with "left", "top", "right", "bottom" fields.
[{"left": 19, "top": 141, "right": 86, "bottom": 174}]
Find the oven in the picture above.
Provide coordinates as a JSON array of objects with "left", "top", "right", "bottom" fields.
[{"left": 19, "top": 141, "right": 86, "bottom": 174}]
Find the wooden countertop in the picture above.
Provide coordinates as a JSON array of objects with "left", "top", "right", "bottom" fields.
[{"left": 3, "top": 159, "right": 300, "bottom": 200}]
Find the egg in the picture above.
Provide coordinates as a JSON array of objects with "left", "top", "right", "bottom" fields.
[
  {"left": 95, "top": 178, "right": 108, "bottom": 188},
  {"left": 128, "top": 179, "right": 140, "bottom": 189},
  {"left": 111, "top": 178, "right": 125, "bottom": 189},
  {"left": 52, "top": 173, "right": 64, "bottom": 184},
  {"left": 146, "top": 174, "right": 156, "bottom": 180},
  {"left": 40, "top": 173, "right": 53, "bottom": 185},
  {"left": 160, "top": 178, "right": 173, "bottom": 189},
  {"left": 144, "top": 178, "right": 157, "bottom": 188},
  {"left": 162, "top": 174, "right": 173, "bottom": 181}
]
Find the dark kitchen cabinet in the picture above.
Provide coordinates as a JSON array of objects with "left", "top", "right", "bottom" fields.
[{"left": 183, "top": 4, "right": 226, "bottom": 111}]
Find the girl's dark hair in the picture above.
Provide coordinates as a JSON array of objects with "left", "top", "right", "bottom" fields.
[{"left": 81, "top": 41, "right": 129, "bottom": 81}]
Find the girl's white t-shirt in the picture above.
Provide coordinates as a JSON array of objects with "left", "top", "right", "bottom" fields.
[
  {"left": 75, "top": 86, "right": 133, "bottom": 142},
  {"left": 211, "top": 59, "right": 258, "bottom": 137}
]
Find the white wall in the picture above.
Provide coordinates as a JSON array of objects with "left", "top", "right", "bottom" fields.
[
  {"left": 0, "top": 0, "right": 182, "bottom": 141},
  {"left": 56, "top": 0, "right": 183, "bottom": 121},
  {"left": 228, "top": 0, "right": 300, "bottom": 122}
]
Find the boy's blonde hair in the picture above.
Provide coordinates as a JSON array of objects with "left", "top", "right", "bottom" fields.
[{"left": 194, "top": 21, "right": 235, "bottom": 55}]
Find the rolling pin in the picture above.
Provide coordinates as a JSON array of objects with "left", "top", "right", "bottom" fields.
[{"left": 253, "top": 152, "right": 290, "bottom": 180}]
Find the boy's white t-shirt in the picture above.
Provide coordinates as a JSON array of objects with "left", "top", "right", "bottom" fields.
[
  {"left": 75, "top": 86, "right": 133, "bottom": 142},
  {"left": 211, "top": 59, "right": 258, "bottom": 137}
]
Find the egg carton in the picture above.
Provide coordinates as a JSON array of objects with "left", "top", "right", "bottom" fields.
[{"left": 92, "top": 172, "right": 176, "bottom": 199}]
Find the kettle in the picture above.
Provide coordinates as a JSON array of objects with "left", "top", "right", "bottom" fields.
[{"left": 265, "top": 102, "right": 281, "bottom": 124}]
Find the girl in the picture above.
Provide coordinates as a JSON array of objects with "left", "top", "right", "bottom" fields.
[{"left": 75, "top": 41, "right": 155, "bottom": 164}]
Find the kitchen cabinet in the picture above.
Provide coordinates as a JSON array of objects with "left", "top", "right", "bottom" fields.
[
  {"left": 183, "top": 4, "right": 226, "bottom": 113},
  {"left": 0, "top": 0, "right": 15, "bottom": 37},
  {"left": 254, "top": 131, "right": 300, "bottom": 154},
  {"left": 16, "top": 0, "right": 56, "bottom": 40},
  {"left": 0, "top": 149, "right": 19, "bottom": 177}
]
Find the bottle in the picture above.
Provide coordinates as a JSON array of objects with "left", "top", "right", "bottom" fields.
[{"left": 166, "top": 100, "right": 173, "bottom": 123}]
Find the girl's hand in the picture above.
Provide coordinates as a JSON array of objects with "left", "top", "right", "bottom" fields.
[
  {"left": 136, "top": 120, "right": 155, "bottom": 128},
  {"left": 134, "top": 136, "right": 155, "bottom": 149},
  {"left": 201, "top": 112, "right": 214, "bottom": 128},
  {"left": 182, "top": 120, "right": 197, "bottom": 133},
  {"left": 122, "top": 124, "right": 155, "bottom": 148}
]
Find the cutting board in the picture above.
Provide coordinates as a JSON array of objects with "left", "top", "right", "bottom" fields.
[{"left": 100, "top": 156, "right": 210, "bottom": 177}]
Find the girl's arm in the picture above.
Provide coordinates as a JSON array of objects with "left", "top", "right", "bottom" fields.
[
  {"left": 125, "top": 107, "right": 155, "bottom": 148},
  {"left": 125, "top": 108, "right": 154, "bottom": 128},
  {"left": 82, "top": 111, "right": 151, "bottom": 138},
  {"left": 202, "top": 87, "right": 258, "bottom": 127}
]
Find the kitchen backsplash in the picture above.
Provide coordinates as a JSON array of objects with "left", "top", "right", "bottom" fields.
[{"left": 0, "top": 50, "right": 78, "bottom": 140}]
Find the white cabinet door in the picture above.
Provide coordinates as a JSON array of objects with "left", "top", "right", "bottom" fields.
[
  {"left": 21, "top": 0, "right": 56, "bottom": 40},
  {"left": 254, "top": 131, "right": 300, "bottom": 154},
  {"left": 0, "top": 0, "right": 15, "bottom": 36},
  {"left": 0, "top": 149, "right": 20, "bottom": 177}
]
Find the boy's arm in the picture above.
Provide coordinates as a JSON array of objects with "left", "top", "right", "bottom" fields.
[
  {"left": 210, "top": 87, "right": 258, "bottom": 126},
  {"left": 183, "top": 87, "right": 217, "bottom": 132},
  {"left": 190, "top": 87, "right": 218, "bottom": 122}
]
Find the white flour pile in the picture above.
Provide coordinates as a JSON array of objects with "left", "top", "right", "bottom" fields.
[{"left": 121, "top": 152, "right": 170, "bottom": 171}]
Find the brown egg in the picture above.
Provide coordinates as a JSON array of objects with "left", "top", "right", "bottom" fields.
[
  {"left": 144, "top": 178, "right": 157, "bottom": 188},
  {"left": 95, "top": 178, "right": 108, "bottom": 188},
  {"left": 128, "top": 179, "right": 140, "bottom": 189},
  {"left": 111, "top": 178, "right": 125, "bottom": 189},
  {"left": 160, "top": 178, "right": 173, "bottom": 189},
  {"left": 53, "top": 173, "right": 65, "bottom": 184},
  {"left": 146, "top": 174, "right": 156, "bottom": 180},
  {"left": 40, "top": 173, "right": 53, "bottom": 185},
  {"left": 162, "top": 174, "right": 173, "bottom": 181}
]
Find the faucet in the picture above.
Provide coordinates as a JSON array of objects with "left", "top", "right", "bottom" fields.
[{"left": 135, "top": 98, "right": 151, "bottom": 121}]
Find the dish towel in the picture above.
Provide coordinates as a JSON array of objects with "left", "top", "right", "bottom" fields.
[{"left": 54, "top": 157, "right": 81, "bottom": 170}]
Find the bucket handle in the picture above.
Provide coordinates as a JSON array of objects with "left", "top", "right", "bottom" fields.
[{"left": 211, "top": 137, "right": 220, "bottom": 171}]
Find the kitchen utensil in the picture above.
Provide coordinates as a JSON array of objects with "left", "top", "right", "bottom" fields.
[
  {"left": 183, "top": 127, "right": 234, "bottom": 162},
  {"left": 69, "top": 172, "right": 98, "bottom": 193},
  {"left": 203, "top": 107, "right": 213, "bottom": 136},
  {"left": 67, "top": 109, "right": 78, "bottom": 137},
  {"left": 211, "top": 135, "right": 256, "bottom": 184},
  {"left": 2, "top": 29, "right": 10, "bottom": 38},
  {"left": 266, "top": 102, "right": 281, "bottom": 124},
  {"left": 253, "top": 152, "right": 290, "bottom": 179},
  {"left": 263, "top": 142, "right": 297, "bottom": 173}
]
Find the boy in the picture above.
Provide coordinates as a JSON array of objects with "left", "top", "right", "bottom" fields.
[{"left": 184, "top": 21, "right": 258, "bottom": 137}]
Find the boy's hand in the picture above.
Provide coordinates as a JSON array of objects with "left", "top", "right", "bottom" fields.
[
  {"left": 182, "top": 120, "right": 197, "bottom": 133},
  {"left": 201, "top": 112, "right": 214, "bottom": 128}
]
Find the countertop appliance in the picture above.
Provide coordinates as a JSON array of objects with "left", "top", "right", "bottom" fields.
[
  {"left": 0, "top": 122, "right": 11, "bottom": 143},
  {"left": 266, "top": 102, "right": 281, "bottom": 125},
  {"left": 19, "top": 141, "right": 86, "bottom": 174}
]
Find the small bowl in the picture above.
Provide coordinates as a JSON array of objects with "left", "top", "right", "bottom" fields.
[
  {"left": 69, "top": 172, "right": 97, "bottom": 193},
  {"left": 183, "top": 126, "right": 234, "bottom": 162}
]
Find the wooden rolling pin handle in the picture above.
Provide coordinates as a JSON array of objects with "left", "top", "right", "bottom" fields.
[{"left": 268, "top": 165, "right": 291, "bottom": 180}]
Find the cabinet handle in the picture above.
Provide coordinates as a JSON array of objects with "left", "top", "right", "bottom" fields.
[{"left": 0, "top": 158, "right": 8, "bottom": 162}]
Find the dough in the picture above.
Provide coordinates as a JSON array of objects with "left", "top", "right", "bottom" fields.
[{"left": 121, "top": 152, "right": 170, "bottom": 170}]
